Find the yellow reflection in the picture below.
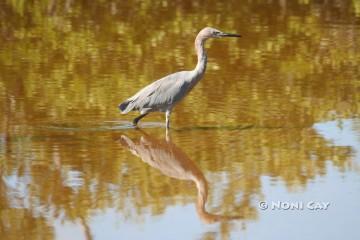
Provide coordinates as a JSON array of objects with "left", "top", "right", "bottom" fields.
[
  {"left": 119, "top": 130, "right": 242, "bottom": 223},
  {"left": 0, "top": 0, "right": 359, "bottom": 239}
]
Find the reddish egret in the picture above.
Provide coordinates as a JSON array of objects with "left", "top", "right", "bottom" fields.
[{"left": 119, "top": 27, "right": 241, "bottom": 129}]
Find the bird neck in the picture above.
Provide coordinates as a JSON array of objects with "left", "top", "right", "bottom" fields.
[{"left": 194, "top": 35, "right": 207, "bottom": 75}]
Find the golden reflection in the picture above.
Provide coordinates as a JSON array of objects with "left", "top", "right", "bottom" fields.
[
  {"left": 0, "top": 0, "right": 359, "bottom": 128},
  {"left": 119, "top": 130, "right": 242, "bottom": 224},
  {"left": 0, "top": 125, "right": 355, "bottom": 239},
  {"left": 0, "top": 0, "right": 359, "bottom": 239}
]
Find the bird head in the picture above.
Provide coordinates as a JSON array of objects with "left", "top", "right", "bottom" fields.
[{"left": 198, "top": 27, "right": 241, "bottom": 39}]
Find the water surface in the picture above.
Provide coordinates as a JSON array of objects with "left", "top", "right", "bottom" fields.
[{"left": 1, "top": 1, "right": 360, "bottom": 239}]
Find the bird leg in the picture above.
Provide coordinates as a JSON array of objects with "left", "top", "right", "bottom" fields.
[
  {"left": 132, "top": 113, "right": 148, "bottom": 126},
  {"left": 165, "top": 110, "right": 171, "bottom": 129}
]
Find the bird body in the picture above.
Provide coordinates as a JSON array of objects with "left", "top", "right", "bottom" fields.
[
  {"left": 119, "top": 27, "right": 241, "bottom": 128},
  {"left": 119, "top": 70, "right": 203, "bottom": 114}
]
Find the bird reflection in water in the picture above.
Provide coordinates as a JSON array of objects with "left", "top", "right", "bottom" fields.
[{"left": 119, "top": 130, "right": 242, "bottom": 223}]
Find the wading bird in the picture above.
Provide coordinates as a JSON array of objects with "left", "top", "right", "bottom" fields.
[{"left": 119, "top": 27, "right": 241, "bottom": 129}]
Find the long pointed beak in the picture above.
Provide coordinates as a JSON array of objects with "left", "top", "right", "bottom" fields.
[{"left": 220, "top": 32, "right": 241, "bottom": 37}]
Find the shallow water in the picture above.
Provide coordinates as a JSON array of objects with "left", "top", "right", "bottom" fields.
[{"left": 1, "top": 1, "right": 360, "bottom": 240}]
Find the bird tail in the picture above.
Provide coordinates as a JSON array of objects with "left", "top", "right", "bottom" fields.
[{"left": 118, "top": 100, "right": 133, "bottom": 114}]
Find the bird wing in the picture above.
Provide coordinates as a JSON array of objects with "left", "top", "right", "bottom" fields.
[{"left": 124, "top": 71, "right": 193, "bottom": 112}]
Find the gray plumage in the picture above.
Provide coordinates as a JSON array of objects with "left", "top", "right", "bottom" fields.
[
  {"left": 119, "top": 27, "right": 241, "bottom": 129},
  {"left": 119, "top": 71, "right": 198, "bottom": 114}
]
